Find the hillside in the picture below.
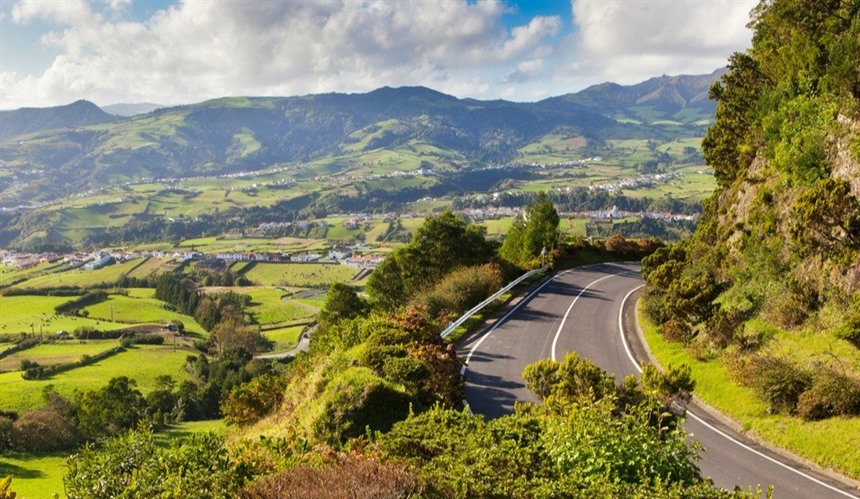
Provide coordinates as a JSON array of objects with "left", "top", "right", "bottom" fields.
[
  {"left": 0, "top": 74, "right": 719, "bottom": 209},
  {"left": 0, "top": 100, "right": 117, "bottom": 140},
  {"left": 542, "top": 70, "right": 723, "bottom": 126},
  {"left": 641, "top": 0, "right": 860, "bottom": 476}
]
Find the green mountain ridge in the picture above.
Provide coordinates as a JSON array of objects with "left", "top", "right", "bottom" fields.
[
  {"left": 0, "top": 100, "right": 118, "bottom": 140},
  {"left": 0, "top": 73, "right": 720, "bottom": 208}
]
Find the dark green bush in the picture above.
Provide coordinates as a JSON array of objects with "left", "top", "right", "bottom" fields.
[
  {"left": 740, "top": 355, "right": 812, "bottom": 414},
  {"left": 357, "top": 345, "right": 406, "bottom": 374},
  {"left": 796, "top": 367, "right": 860, "bottom": 420}
]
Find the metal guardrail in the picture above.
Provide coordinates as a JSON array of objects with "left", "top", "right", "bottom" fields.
[{"left": 440, "top": 267, "right": 548, "bottom": 339}]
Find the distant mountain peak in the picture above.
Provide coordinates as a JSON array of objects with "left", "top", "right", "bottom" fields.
[{"left": 0, "top": 100, "right": 116, "bottom": 140}]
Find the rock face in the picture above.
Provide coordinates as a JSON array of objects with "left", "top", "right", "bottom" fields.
[{"left": 832, "top": 115, "right": 860, "bottom": 198}]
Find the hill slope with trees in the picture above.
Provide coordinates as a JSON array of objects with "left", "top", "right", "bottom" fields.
[{"left": 641, "top": 0, "right": 860, "bottom": 471}]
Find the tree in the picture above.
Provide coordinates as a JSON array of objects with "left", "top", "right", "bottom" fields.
[
  {"left": 318, "top": 283, "right": 368, "bottom": 326},
  {"left": 211, "top": 317, "right": 270, "bottom": 356},
  {"left": 75, "top": 376, "right": 147, "bottom": 439},
  {"left": 501, "top": 191, "right": 560, "bottom": 267},
  {"left": 367, "top": 210, "right": 495, "bottom": 308}
]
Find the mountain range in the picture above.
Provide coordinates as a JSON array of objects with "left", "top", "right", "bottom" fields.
[{"left": 0, "top": 69, "right": 722, "bottom": 208}]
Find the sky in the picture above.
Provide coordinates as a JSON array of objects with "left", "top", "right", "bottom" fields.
[{"left": 0, "top": 0, "right": 758, "bottom": 110}]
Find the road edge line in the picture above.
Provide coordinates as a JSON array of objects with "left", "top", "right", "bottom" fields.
[{"left": 618, "top": 286, "right": 860, "bottom": 498}]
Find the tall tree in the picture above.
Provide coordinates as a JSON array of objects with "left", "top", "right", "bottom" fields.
[{"left": 500, "top": 191, "right": 560, "bottom": 267}]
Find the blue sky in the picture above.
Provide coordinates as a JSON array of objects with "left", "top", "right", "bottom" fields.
[{"left": 0, "top": 0, "right": 756, "bottom": 109}]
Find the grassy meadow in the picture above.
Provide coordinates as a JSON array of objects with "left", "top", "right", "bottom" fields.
[
  {"left": 243, "top": 288, "right": 317, "bottom": 328},
  {"left": 0, "top": 344, "right": 194, "bottom": 414},
  {"left": 12, "top": 259, "right": 145, "bottom": 290},
  {"left": 84, "top": 293, "right": 206, "bottom": 334},
  {"left": 243, "top": 263, "right": 357, "bottom": 287},
  {"left": 0, "top": 295, "right": 131, "bottom": 336}
]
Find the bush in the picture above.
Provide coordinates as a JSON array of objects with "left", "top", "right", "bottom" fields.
[
  {"left": 738, "top": 355, "right": 812, "bottom": 414},
  {"left": 222, "top": 374, "right": 288, "bottom": 426},
  {"left": 660, "top": 318, "right": 694, "bottom": 343},
  {"left": 641, "top": 288, "right": 669, "bottom": 325},
  {"left": 312, "top": 367, "right": 411, "bottom": 444},
  {"left": 358, "top": 345, "right": 407, "bottom": 374},
  {"left": 796, "top": 367, "right": 860, "bottom": 420},
  {"left": 382, "top": 356, "right": 430, "bottom": 388},
  {"left": 10, "top": 407, "right": 79, "bottom": 452},
  {"left": 415, "top": 263, "right": 504, "bottom": 316},
  {"left": 65, "top": 428, "right": 244, "bottom": 499}
]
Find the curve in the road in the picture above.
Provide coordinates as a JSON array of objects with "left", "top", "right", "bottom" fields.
[
  {"left": 617, "top": 287, "right": 858, "bottom": 499},
  {"left": 459, "top": 262, "right": 859, "bottom": 499}
]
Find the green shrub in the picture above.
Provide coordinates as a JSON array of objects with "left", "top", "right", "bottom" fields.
[
  {"left": 65, "top": 428, "right": 243, "bottom": 499},
  {"left": 312, "top": 367, "right": 411, "bottom": 445},
  {"left": 641, "top": 288, "right": 669, "bottom": 325},
  {"left": 660, "top": 318, "right": 694, "bottom": 343},
  {"left": 223, "top": 374, "right": 288, "bottom": 426},
  {"left": 415, "top": 263, "right": 503, "bottom": 316},
  {"left": 10, "top": 407, "right": 79, "bottom": 452},
  {"left": 383, "top": 356, "right": 430, "bottom": 388},
  {"left": 738, "top": 355, "right": 812, "bottom": 414},
  {"left": 796, "top": 367, "right": 860, "bottom": 420},
  {"left": 357, "top": 345, "right": 406, "bottom": 374}
]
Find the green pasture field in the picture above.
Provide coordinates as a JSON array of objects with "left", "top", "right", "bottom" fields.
[
  {"left": 243, "top": 288, "right": 317, "bottom": 327},
  {"left": 0, "top": 262, "right": 63, "bottom": 288},
  {"left": 84, "top": 294, "right": 206, "bottom": 334},
  {"left": 0, "top": 452, "right": 67, "bottom": 499},
  {"left": 0, "top": 344, "right": 194, "bottom": 414},
  {"left": 13, "top": 259, "right": 145, "bottom": 290},
  {"left": 0, "top": 295, "right": 131, "bottom": 336},
  {"left": 638, "top": 309, "right": 860, "bottom": 480},
  {"left": 0, "top": 340, "right": 118, "bottom": 372},
  {"left": 1, "top": 419, "right": 228, "bottom": 499},
  {"left": 473, "top": 217, "right": 514, "bottom": 238},
  {"left": 292, "top": 291, "right": 329, "bottom": 310},
  {"left": 243, "top": 263, "right": 357, "bottom": 287},
  {"left": 126, "top": 288, "right": 155, "bottom": 298},
  {"left": 55, "top": 198, "right": 149, "bottom": 229},
  {"left": 262, "top": 325, "right": 305, "bottom": 352},
  {"left": 127, "top": 257, "right": 178, "bottom": 277},
  {"left": 173, "top": 236, "right": 327, "bottom": 255}
]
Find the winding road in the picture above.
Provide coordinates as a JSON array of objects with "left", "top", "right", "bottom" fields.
[{"left": 459, "top": 262, "right": 859, "bottom": 498}]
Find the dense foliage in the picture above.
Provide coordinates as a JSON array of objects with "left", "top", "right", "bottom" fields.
[
  {"left": 642, "top": 0, "right": 860, "bottom": 420},
  {"left": 366, "top": 210, "right": 497, "bottom": 309}
]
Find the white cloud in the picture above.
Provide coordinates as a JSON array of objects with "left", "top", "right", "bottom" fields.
[
  {"left": 0, "top": 0, "right": 762, "bottom": 108},
  {"left": 559, "top": 0, "right": 757, "bottom": 85},
  {"left": 1, "top": 0, "right": 563, "bottom": 108}
]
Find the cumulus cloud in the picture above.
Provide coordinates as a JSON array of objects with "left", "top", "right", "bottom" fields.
[
  {"left": 557, "top": 0, "right": 757, "bottom": 86},
  {"left": 0, "top": 0, "right": 562, "bottom": 108},
  {"left": 0, "top": 0, "right": 762, "bottom": 108}
]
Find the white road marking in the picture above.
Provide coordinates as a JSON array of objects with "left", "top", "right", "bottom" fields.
[
  {"left": 617, "top": 285, "right": 859, "bottom": 499},
  {"left": 550, "top": 273, "right": 615, "bottom": 361},
  {"left": 464, "top": 271, "right": 561, "bottom": 367}
]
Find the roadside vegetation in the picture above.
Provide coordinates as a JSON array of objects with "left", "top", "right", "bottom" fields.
[
  {"left": 639, "top": 0, "right": 860, "bottom": 481},
  {"left": 11, "top": 200, "right": 743, "bottom": 498}
]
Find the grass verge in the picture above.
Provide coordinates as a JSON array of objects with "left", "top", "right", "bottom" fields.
[{"left": 638, "top": 307, "right": 860, "bottom": 480}]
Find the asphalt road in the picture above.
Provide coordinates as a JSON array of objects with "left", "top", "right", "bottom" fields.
[{"left": 460, "top": 262, "right": 859, "bottom": 499}]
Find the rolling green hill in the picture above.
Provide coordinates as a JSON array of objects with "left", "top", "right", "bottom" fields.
[{"left": 0, "top": 74, "right": 719, "bottom": 209}]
